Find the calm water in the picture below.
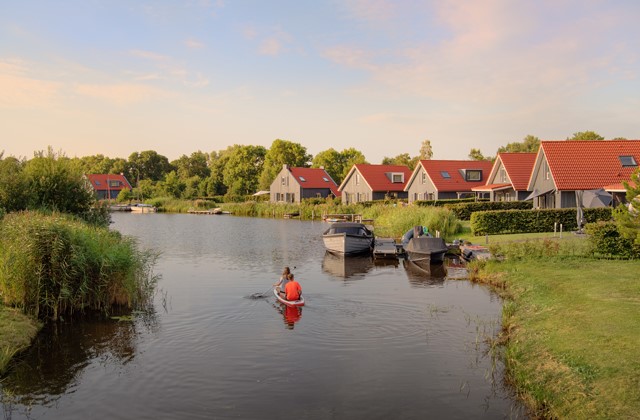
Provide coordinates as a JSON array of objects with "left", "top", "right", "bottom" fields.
[{"left": 1, "top": 213, "right": 524, "bottom": 419}]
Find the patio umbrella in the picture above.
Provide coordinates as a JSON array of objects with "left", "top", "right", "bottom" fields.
[
  {"left": 582, "top": 189, "right": 612, "bottom": 208},
  {"left": 575, "top": 190, "right": 585, "bottom": 232}
]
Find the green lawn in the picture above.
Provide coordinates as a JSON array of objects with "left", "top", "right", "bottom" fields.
[{"left": 483, "top": 258, "right": 640, "bottom": 419}]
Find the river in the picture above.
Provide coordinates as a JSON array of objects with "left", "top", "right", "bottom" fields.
[{"left": 0, "top": 213, "right": 524, "bottom": 419}]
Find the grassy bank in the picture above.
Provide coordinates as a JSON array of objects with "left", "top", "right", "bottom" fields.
[
  {"left": 0, "top": 305, "right": 41, "bottom": 374},
  {"left": 475, "top": 255, "right": 640, "bottom": 419}
]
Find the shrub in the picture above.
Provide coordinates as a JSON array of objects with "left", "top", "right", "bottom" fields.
[
  {"left": 447, "top": 201, "right": 533, "bottom": 220},
  {"left": 584, "top": 221, "right": 640, "bottom": 259}
]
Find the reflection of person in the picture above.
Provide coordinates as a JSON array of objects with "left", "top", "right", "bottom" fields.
[
  {"left": 284, "top": 305, "right": 302, "bottom": 329},
  {"left": 284, "top": 273, "right": 302, "bottom": 301},
  {"left": 273, "top": 266, "right": 290, "bottom": 294}
]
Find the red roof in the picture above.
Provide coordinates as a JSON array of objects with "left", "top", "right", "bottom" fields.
[
  {"left": 289, "top": 167, "right": 340, "bottom": 196},
  {"left": 539, "top": 140, "right": 640, "bottom": 190},
  {"left": 417, "top": 160, "right": 494, "bottom": 192},
  {"left": 86, "top": 174, "right": 132, "bottom": 191},
  {"left": 340, "top": 164, "right": 412, "bottom": 192},
  {"left": 495, "top": 153, "right": 537, "bottom": 191}
]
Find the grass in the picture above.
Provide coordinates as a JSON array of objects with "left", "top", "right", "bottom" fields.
[
  {"left": 0, "top": 304, "right": 41, "bottom": 374},
  {"left": 476, "top": 256, "right": 640, "bottom": 419}
]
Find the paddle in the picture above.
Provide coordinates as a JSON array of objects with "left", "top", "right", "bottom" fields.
[{"left": 250, "top": 286, "right": 273, "bottom": 299}]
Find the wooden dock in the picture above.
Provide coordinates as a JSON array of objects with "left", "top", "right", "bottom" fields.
[
  {"left": 187, "top": 208, "right": 229, "bottom": 215},
  {"left": 373, "top": 238, "right": 404, "bottom": 258}
]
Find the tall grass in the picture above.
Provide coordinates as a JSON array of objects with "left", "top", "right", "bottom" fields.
[
  {"left": 363, "top": 205, "right": 463, "bottom": 240},
  {"left": 0, "top": 211, "right": 157, "bottom": 320}
]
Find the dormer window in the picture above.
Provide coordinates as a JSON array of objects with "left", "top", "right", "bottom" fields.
[
  {"left": 440, "top": 171, "right": 451, "bottom": 179},
  {"left": 465, "top": 170, "right": 482, "bottom": 182},
  {"left": 619, "top": 156, "right": 637, "bottom": 167},
  {"left": 391, "top": 173, "right": 404, "bottom": 183}
]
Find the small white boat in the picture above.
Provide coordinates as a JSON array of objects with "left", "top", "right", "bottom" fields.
[
  {"left": 130, "top": 203, "right": 157, "bottom": 213},
  {"left": 273, "top": 288, "right": 305, "bottom": 307},
  {"left": 322, "top": 222, "right": 374, "bottom": 255}
]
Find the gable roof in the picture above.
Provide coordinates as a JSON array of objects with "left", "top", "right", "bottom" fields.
[
  {"left": 411, "top": 160, "right": 494, "bottom": 192},
  {"left": 289, "top": 167, "right": 340, "bottom": 196},
  {"left": 532, "top": 140, "right": 640, "bottom": 190},
  {"left": 339, "top": 164, "right": 412, "bottom": 192},
  {"left": 494, "top": 153, "right": 537, "bottom": 191},
  {"left": 85, "top": 174, "right": 132, "bottom": 191}
]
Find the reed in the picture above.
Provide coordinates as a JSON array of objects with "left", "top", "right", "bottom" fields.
[
  {"left": 364, "top": 205, "right": 462, "bottom": 239},
  {"left": 0, "top": 211, "right": 157, "bottom": 321}
]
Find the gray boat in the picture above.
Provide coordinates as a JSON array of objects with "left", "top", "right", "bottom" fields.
[
  {"left": 402, "top": 226, "right": 448, "bottom": 264},
  {"left": 322, "top": 222, "right": 374, "bottom": 255}
]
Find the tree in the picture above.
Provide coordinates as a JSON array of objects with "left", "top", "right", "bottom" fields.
[
  {"left": 312, "top": 148, "right": 342, "bottom": 184},
  {"left": 206, "top": 147, "right": 237, "bottom": 196},
  {"left": 381, "top": 153, "right": 415, "bottom": 169},
  {"left": 468, "top": 148, "right": 487, "bottom": 161},
  {"left": 613, "top": 168, "right": 640, "bottom": 247},
  {"left": 171, "top": 151, "right": 210, "bottom": 180},
  {"left": 497, "top": 135, "right": 540, "bottom": 154},
  {"left": 419, "top": 140, "right": 433, "bottom": 160},
  {"left": 74, "top": 154, "right": 117, "bottom": 174},
  {"left": 161, "top": 171, "right": 186, "bottom": 198},
  {"left": 567, "top": 131, "right": 604, "bottom": 141},
  {"left": 222, "top": 145, "right": 267, "bottom": 196},
  {"left": 23, "top": 147, "right": 95, "bottom": 215},
  {"left": 258, "top": 139, "right": 312, "bottom": 190},
  {"left": 128, "top": 150, "right": 173, "bottom": 182},
  {"left": 0, "top": 155, "right": 28, "bottom": 212},
  {"left": 340, "top": 148, "right": 368, "bottom": 180}
]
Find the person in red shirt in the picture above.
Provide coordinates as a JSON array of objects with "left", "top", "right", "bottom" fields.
[{"left": 284, "top": 273, "right": 302, "bottom": 301}]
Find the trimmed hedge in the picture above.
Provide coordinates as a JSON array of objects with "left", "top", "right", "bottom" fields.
[
  {"left": 470, "top": 207, "right": 613, "bottom": 235},
  {"left": 446, "top": 201, "right": 533, "bottom": 220}
]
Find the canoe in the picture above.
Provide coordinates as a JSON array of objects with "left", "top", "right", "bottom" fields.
[{"left": 273, "top": 288, "right": 305, "bottom": 307}]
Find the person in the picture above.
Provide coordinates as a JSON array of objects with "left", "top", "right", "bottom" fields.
[
  {"left": 284, "top": 273, "right": 302, "bottom": 301},
  {"left": 273, "top": 266, "right": 290, "bottom": 294}
]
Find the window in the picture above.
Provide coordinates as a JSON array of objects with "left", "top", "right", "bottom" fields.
[
  {"left": 543, "top": 161, "right": 550, "bottom": 180},
  {"left": 499, "top": 167, "right": 508, "bottom": 183},
  {"left": 391, "top": 173, "right": 404, "bottom": 183},
  {"left": 281, "top": 176, "right": 287, "bottom": 185},
  {"left": 440, "top": 171, "right": 451, "bottom": 179},
  {"left": 299, "top": 176, "right": 306, "bottom": 182},
  {"left": 619, "top": 156, "right": 638, "bottom": 167},
  {"left": 109, "top": 180, "right": 120, "bottom": 187},
  {"left": 465, "top": 170, "right": 482, "bottom": 182},
  {"left": 355, "top": 173, "right": 360, "bottom": 185},
  {"left": 95, "top": 180, "right": 101, "bottom": 186},
  {"left": 421, "top": 171, "right": 427, "bottom": 184},
  {"left": 322, "top": 177, "right": 330, "bottom": 182}
]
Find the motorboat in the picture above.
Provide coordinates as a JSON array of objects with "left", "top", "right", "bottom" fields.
[
  {"left": 130, "top": 203, "right": 157, "bottom": 213},
  {"left": 402, "top": 226, "right": 448, "bottom": 265},
  {"left": 322, "top": 222, "right": 374, "bottom": 255}
]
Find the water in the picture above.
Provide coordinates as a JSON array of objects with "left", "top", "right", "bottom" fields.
[{"left": 1, "top": 213, "right": 524, "bottom": 419}]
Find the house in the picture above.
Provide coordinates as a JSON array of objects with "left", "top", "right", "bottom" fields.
[
  {"left": 471, "top": 153, "right": 537, "bottom": 201},
  {"left": 270, "top": 165, "right": 339, "bottom": 203},
  {"left": 85, "top": 174, "right": 132, "bottom": 200},
  {"left": 405, "top": 160, "right": 494, "bottom": 203},
  {"left": 527, "top": 140, "right": 640, "bottom": 208},
  {"left": 338, "top": 164, "right": 412, "bottom": 204}
]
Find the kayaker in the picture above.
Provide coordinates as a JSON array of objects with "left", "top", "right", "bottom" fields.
[
  {"left": 273, "top": 266, "right": 291, "bottom": 295},
  {"left": 284, "top": 273, "right": 302, "bottom": 301}
]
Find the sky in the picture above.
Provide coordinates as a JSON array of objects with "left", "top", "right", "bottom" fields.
[{"left": 1, "top": 0, "right": 640, "bottom": 163}]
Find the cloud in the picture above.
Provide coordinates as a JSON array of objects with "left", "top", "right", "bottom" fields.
[
  {"left": 0, "top": 59, "right": 61, "bottom": 108},
  {"left": 74, "top": 83, "right": 167, "bottom": 105},
  {"left": 258, "top": 28, "right": 293, "bottom": 56},
  {"left": 185, "top": 38, "right": 205, "bottom": 49},
  {"left": 340, "top": 0, "right": 397, "bottom": 23},
  {"left": 129, "top": 49, "right": 170, "bottom": 61}
]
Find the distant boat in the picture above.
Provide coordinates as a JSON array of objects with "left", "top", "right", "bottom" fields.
[
  {"left": 402, "top": 226, "right": 448, "bottom": 265},
  {"left": 130, "top": 203, "right": 157, "bottom": 213},
  {"left": 322, "top": 222, "right": 374, "bottom": 255}
]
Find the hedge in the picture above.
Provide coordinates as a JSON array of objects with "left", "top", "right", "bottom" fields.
[
  {"left": 470, "top": 207, "right": 613, "bottom": 235},
  {"left": 446, "top": 201, "right": 533, "bottom": 220}
]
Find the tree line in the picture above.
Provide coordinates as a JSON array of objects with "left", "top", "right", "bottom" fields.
[{"left": 0, "top": 131, "right": 618, "bottom": 205}]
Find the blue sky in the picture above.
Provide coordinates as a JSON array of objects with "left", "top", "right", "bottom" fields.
[{"left": 2, "top": 0, "right": 639, "bottom": 163}]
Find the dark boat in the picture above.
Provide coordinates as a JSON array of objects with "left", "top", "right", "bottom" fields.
[
  {"left": 322, "top": 222, "right": 374, "bottom": 255},
  {"left": 402, "top": 226, "right": 448, "bottom": 265}
]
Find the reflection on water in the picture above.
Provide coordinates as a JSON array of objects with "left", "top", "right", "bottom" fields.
[
  {"left": 273, "top": 303, "right": 303, "bottom": 329},
  {"left": 402, "top": 259, "right": 447, "bottom": 286},
  {"left": 1, "top": 213, "right": 524, "bottom": 419},
  {"left": 321, "top": 252, "right": 374, "bottom": 279}
]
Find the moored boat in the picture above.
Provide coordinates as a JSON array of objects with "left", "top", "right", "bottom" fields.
[
  {"left": 402, "top": 226, "right": 448, "bottom": 264},
  {"left": 130, "top": 203, "right": 157, "bottom": 213},
  {"left": 322, "top": 222, "right": 374, "bottom": 255},
  {"left": 273, "top": 288, "right": 305, "bottom": 307}
]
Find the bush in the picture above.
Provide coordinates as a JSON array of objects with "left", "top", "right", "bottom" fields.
[
  {"left": 414, "top": 198, "right": 481, "bottom": 207},
  {"left": 447, "top": 201, "right": 533, "bottom": 220},
  {"left": 0, "top": 211, "right": 157, "bottom": 320},
  {"left": 584, "top": 221, "right": 640, "bottom": 259},
  {"left": 471, "top": 208, "right": 613, "bottom": 235}
]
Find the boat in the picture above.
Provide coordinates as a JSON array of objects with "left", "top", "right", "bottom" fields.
[
  {"left": 322, "top": 222, "right": 374, "bottom": 255},
  {"left": 130, "top": 203, "right": 157, "bottom": 213},
  {"left": 402, "top": 226, "right": 448, "bottom": 264},
  {"left": 273, "top": 288, "right": 305, "bottom": 307}
]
